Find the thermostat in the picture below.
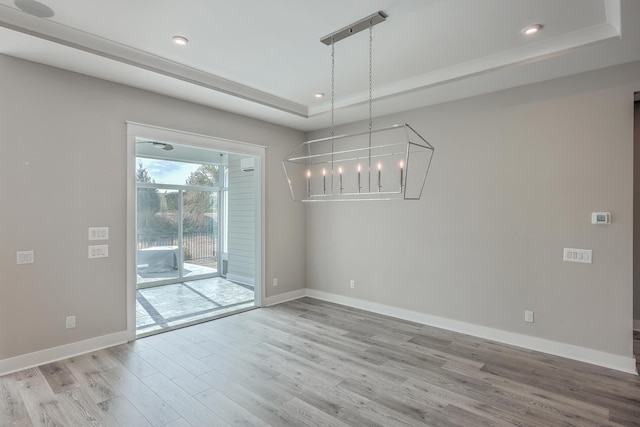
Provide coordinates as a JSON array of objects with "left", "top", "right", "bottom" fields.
[{"left": 591, "top": 212, "right": 611, "bottom": 224}]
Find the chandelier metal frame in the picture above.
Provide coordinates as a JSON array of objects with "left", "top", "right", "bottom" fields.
[{"left": 283, "top": 11, "right": 434, "bottom": 202}]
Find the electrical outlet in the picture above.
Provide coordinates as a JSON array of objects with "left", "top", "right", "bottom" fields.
[
  {"left": 350, "top": 280, "right": 355, "bottom": 289},
  {"left": 524, "top": 310, "right": 534, "bottom": 323},
  {"left": 16, "top": 250, "right": 34, "bottom": 264},
  {"left": 66, "top": 316, "right": 76, "bottom": 329},
  {"left": 273, "top": 278, "right": 278, "bottom": 287}
]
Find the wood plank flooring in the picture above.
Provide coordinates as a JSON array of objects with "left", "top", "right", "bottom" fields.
[{"left": 1, "top": 297, "right": 639, "bottom": 426}]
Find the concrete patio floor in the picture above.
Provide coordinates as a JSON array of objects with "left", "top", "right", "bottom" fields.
[{"left": 136, "top": 277, "right": 255, "bottom": 335}]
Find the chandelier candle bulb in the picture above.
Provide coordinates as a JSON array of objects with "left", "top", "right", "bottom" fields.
[{"left": 322, "top": 168, "right": 327, "bottom": 195}]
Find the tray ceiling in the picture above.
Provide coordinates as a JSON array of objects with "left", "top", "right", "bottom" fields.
[{"left": 1, "top": 0, "right": 639, "bottom": 131}]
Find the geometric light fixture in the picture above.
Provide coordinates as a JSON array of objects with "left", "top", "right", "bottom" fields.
[{"left": 283, "top": 12, "right": 434, "bottom": 201}]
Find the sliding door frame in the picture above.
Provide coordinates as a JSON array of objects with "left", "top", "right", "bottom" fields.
[{"left": 126, "top": 122, "right": 266, "bottom": 341}]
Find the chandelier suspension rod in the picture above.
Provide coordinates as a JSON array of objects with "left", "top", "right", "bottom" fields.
[
  {"left": 368, "top": 19, "right": 373, "bottom": 192},
  {"left": 331, "top": 37, "right": 335, "bottom": 192}
]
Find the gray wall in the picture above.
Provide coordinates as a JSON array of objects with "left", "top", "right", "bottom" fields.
[
  {"left": 635, "top": 101, "right": 640, "bottom": 324},
  {"left": 0, "top": 55, "right": 305, "bottom": 361},
  {"left": 227, "top": 154, "right": 256, "bottom": 284},
  {"left": 2, "top": 51, "right": 637, "bottom": 364},
  {"left": 306, "top": 61, "right": 640, "bottom": 357}
]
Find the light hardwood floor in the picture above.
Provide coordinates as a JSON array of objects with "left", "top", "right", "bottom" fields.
[{"left": 1, "top": 298, "right": 639, "bottom": 426}]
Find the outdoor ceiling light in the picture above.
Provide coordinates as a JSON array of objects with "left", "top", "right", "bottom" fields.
[
  {"left": 152, "top": 142, "right": 174, "bottom": 151},
  {"left": 283, "top": 11, "right": 434, "bottom": 201}
]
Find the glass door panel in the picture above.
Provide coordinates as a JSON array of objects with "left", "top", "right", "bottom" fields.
[
  {"left": 182, "top": 190, "right": 218, "bottom": 277},
  {"left": 136, "top": 188, "right": 180, "bottom": 286}
]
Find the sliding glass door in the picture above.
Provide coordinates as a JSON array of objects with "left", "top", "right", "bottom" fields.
[
  {"left": 128, "top": 123, "right": 265, "bottom": 339},
  {"left": 182, "top": 190, "right": 218, "bottom": 277},
  {"left": 136, "top": 186, "right": 181, "bottom": 285},
  {"left": 136, "top": 158, "right": 222, "bottom": 289}
]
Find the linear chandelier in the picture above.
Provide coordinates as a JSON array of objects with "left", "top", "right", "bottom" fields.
[{"left": 283, "top": 11, "right": 434, "bottom": 201}]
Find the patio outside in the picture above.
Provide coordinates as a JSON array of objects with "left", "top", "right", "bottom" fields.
[
  {"left": 136, "top": 277, "right": 255, "bottom": 335},
  {"left": 136, "top": 231, "right": 218, "bottom": 286},
  {"left": 136, "top": 233, "right": 255, "bottom": 335}
]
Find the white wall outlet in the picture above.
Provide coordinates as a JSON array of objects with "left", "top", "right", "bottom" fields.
[
  {"left": 66, "top": 315, "right": 76, "bottom": 329},
  {"left": 350, "top": 280, "right": 355, "bottom": 289},
  {"left": 16, "top": 250, "right": 34, "bottom": 264},
  {"left": 88, "top": 245, "right": 109, "bottom": 259},
  {"left": 524, "top": 310, "right": 534, "bottom": 323},
  {"left": 563, "top": 248, "right": 592, "bottom": 264},
  {"left": 88, "top": 227, "right": 109, "bottom": 240},
  {"left": 273, "top": 278, "right": 278, "bottom": 287}
]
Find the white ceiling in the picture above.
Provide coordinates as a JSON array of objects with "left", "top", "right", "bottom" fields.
[{"left": 1, "top": 0, "right": 639, "bottom": 131}]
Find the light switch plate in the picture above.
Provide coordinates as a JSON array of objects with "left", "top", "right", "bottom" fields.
[
  {"left": 17, "top": 250, "right": 34, "bottom": 264},
  {"left": 563, "top": 248, "right": 592, "bottom": 264},
  {"left": 88, "top": 227, "right": 109, "bottom": 240},
  {"left": 88, "top": 245, "right": 109, "bottom": 259}
]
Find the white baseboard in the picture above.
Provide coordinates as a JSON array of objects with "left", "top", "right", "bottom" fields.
[
  {"left": 306, "top": 289, "right": 638, "bottom": 375},
  {"left": 264, "top": 288, "right": 307, "bottom": 306},
  {"left": 634, "top": 319, "right": 640, "bottom": 332},
  {"left": 0, "top": 331, "right": 130, "bottom": 377},
  {"left": 227, "top": 274, "right": 254, "bottom": 287},
  {"left": 3, "top": 293, "right": 635, "bottom": 377}
]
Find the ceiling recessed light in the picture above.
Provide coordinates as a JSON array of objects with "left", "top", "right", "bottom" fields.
[
  {"left": 314, "top": 93, "right": 325, "bottom": 98},
  {"left": 14, "top": 0, "right": 54, "bottom": 18},
  {"left": 172, "top": 36, "right": 189, "bottom": 46},
  {"left": 522, "top": 24, "right": 543, "bottom": 36}
]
